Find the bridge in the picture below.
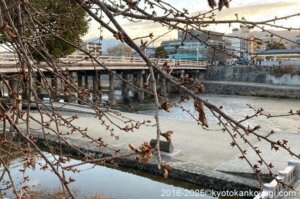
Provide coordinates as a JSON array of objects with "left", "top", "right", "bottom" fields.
[
  {"left": 0, "top": 53, "right": 207, "bottom": 105},
  {"left": 0, "top": 54, "right": 207, "bottom": 73}
]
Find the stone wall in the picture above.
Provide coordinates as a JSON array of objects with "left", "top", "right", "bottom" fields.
[
  {"left": 202, "top": 81, "right": 300, "bottom": 99},
  {"left": 266, "top": 74, "right": 300, "bottom": 86},
  {"left": 204, "top": 65, "right": 300, "bottom": 86}
]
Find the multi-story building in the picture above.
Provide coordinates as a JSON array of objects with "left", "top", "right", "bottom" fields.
[
  {"left": 161, "top": 30, "right": 225, "bottom": 62},
  {"left": 72, "top": 41, "right": 102, "bottom": 57},
  {"left": 226, "top": 26, "right": 263, "bottom": 64},
  {"left": 249, "top": 36, "right": 263, "bottom": 54}
]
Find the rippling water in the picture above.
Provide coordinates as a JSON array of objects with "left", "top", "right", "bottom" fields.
[
  {"left": 138, "top": 94, "right": 300, "bottom": 134},
  {"left": 2, "top": 154, "right": 214, "bottom": 199}
]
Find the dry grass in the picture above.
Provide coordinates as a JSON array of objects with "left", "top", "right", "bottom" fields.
[{"left": 272, "top": 65, "right": 298, "bottom": 77}]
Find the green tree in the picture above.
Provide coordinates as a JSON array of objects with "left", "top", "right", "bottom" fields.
[
  {"left": 0, "top": 1, "right": 88, "bottom": 60},
  {"left": 29, "top": 0, "right": 89, "bottom": 60},
  {"left": 154, "top": 46, "right": 168, "bottom": 58},
  {"left": 25, "top": 0, "right": 88, "bottom": 60},
  {"left": 266, "top": 42, "right": 287, "bottom": 50}
]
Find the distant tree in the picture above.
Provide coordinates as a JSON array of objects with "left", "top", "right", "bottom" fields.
[
  {"left": 107, "top": 44, "right": 132, "bottom": 57},
  {"left": 154, "top": 46, "right": 168, "bottom": 58},
  {"left": 266, "top": 42, "right": 287, "bottom": 50}
]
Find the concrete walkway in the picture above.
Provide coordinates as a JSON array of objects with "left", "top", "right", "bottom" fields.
[{"left": 16, "top": 103, "right": 300, "bottom": 192}]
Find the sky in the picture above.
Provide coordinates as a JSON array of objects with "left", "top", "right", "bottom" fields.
[{"left": 83, "top": 0, "right": 300, "bottom": 45}]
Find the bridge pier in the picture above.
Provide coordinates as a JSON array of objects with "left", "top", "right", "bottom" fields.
[
  {"left": 93, "top": 72, "right": 101, "bottom": 104},
  {"left": 180, "top": 70, "right": 185, "bottom": 80},
  {"left": 51, "top": 77, "right": 59, "bottom": 102},
  {"left": 35, "top": 76, "right": 43, "bottom": 100},
  {"left": 84, "top": 72, "right": 89, "bottom": 89},
  {"left": 77, "top": 73, "right": 83, "bottom": 88},
  {"left": 160, "top": 77, "right": 167, "bottom": 97},
  {"left": 9, "top": 78, "right": 18, "bottom": 95},
  {"left": 67, "top": 72, "right": 77, "bottom": 103},
  {"left": 8, "top": 77, "right": 21, "bottom": 109},
  {"left": 135, "top": 70, "right": 145, "bottom": 101},
  {"left": 122, "top": 73, "right": 129, "bottom": 102},
  {"left": 77, "top": 73, "right": 85, "bottom": 104},
  {"left": 109, "top": 71, "right": 116, "bottom": 105}
]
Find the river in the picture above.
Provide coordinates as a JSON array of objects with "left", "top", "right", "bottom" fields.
[
  {"left": 1, "top": 153, "right": 214, "bottom": 199},
  {"left": 137, "top": 94, "right": 300, "bottom": 134}
]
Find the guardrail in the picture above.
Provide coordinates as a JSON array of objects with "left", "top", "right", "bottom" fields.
[{"left": 254, "top": 160, "right": 300, "bottom": 199}]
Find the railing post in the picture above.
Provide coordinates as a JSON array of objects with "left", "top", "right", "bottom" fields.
[{"left": 288, "top": 160, "right": 300, "bottom": 179}]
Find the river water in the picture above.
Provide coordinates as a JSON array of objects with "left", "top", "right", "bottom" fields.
[
  {"left": 138, "top": 94, "right": 300, "bottom": 134},
  {"left": 2, "top": 154, "right": 214, "bottom": 199}
]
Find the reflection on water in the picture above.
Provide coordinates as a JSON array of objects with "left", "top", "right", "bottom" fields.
[
  {"left": 1, "top": 154, "right": 214, "bottom": 199},
  {"left": 138, "top": 94, "right": 300, "bottom": 134}
]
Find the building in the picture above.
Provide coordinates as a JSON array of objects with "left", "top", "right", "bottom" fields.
[
  {"left": 161, "top": 30, "right": 225, "bottom": 62},
  {"left": 249, "top": 36, "right": 263, "bottom": 54},
  {"left": 225, "top": 26, "right": 265, "bottom": 65},
  {"left": 253, "top": 49, "right": 300, "bottom": 67},
  {"left": 71, "top": 41, "right": 102, "bottom": 57},
  {"left": 250, "top": 30, "right": 300, "bottom": 50}
]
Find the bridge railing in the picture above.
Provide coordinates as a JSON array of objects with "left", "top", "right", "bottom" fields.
[
  {"left": 254, "top": 160, "right": 300, "bottom": 199},
  {"left": 0, "top": 52, "right": 19, "bottom": 63},
  {"left": 0, "top": 54, "right": 207, "bottom": 68},
  {"left": 61, "top": 55, "right": 207, "bottom": 67}
]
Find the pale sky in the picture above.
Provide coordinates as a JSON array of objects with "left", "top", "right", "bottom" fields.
[{"left": 83, "top": 0, "right": 300, "bottom": 45}]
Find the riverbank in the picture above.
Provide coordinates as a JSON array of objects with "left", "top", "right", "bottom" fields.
[
  {"left": 19, "top": 103, "right": 300, "bottom": 194},
  {"left": 202, "top": 81, "right": 300, "bottom": 99},
  {"left": 202, "top": 65, "right": 300, "bottom": 99}
]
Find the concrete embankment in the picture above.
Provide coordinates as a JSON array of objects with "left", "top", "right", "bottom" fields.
[
  {"left": 204, "top": 65, "right": 300, "bottom": 86},
  {"left": 202, "top": 81, "right": 300, "bottom": 99},
  {"left": 202, "top": 65, "right": 300, "bottom": 99},
  {"left": 21, "top": 104, "right": 300, "bottom": 194}
]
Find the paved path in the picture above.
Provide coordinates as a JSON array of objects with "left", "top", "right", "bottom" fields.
[
  {"left": 12, "top": 103, "right": 300, "bottom": 193},
  {"left": 49, "top": 103, "right": 300, "bottom": 173},
  {"left": 40, "top": 103, "right": 274, "bottom": 169}
]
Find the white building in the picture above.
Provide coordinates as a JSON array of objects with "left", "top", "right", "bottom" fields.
[{"left": 71, "top": 41, "right": 102, "bottom": 57}]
